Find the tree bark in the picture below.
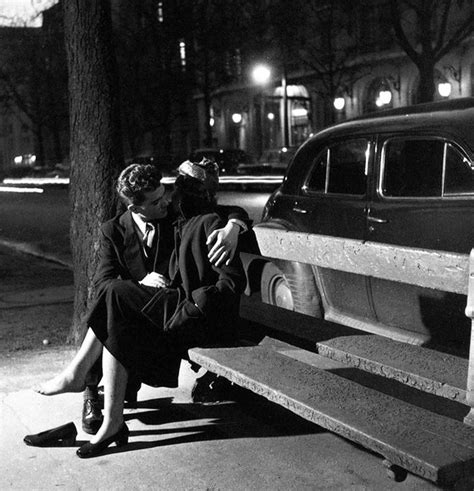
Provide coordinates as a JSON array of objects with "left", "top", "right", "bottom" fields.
[
  {"left": 417, "top": 59, "right": 436, "bottom": 103},
  {"left": 63, "top": 0, "right": 123, "bottom": 344}
]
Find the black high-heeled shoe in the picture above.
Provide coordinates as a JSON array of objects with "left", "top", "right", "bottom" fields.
[
  {"left": 76, "top": 423, "right": 129, "bottom": 459},
  {"left": 23, "top": 422, "right": 77, "bottom": 447}
]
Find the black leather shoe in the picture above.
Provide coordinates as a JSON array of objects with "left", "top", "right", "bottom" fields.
[
  {"left": 76, "top": 423, "right": 129, "bottom": 459},
  {"left": 24, "top": 422, "right": 77, "bottom": 447},
  {"left": 82, "top": 398, "right": 103, "bottom": 435},
  {"left": 191, "top": 372, "right": 234, "bottom": 403},
  {"left": 97, "top": 379, "right": 141, "bottom": 407},
  {"left": 124, "top": 381, "right": 141, "bottom": 407}
]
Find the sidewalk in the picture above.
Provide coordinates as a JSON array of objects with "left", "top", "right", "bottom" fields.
[{"left": 0, "top": 243, "right": 438, "bottom": 490}]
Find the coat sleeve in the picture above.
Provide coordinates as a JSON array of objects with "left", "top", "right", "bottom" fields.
[
  {"left": 192, "top": 214, "right": 246, "bottom": 313},
  {"left": 165, "top": 214, "right": 246, "bottom": 334},
  {"left": 215, "top": 204, "right": 251, "bottom": 228},
  {"left": 93, "top": 225, "right": 124, "bottom": 296}
]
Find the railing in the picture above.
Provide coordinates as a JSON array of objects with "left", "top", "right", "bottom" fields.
[{"left": 253, "top": 225, "right": 474, "bottom": 426}]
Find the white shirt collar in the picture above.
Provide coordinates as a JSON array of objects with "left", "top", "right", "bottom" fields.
[{"left": 130, "top": 212, "right": 149, "bottom": 237}]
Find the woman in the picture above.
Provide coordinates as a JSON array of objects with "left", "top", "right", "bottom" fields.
[{"left": 34, "top": 158, "right": 246, "bottom": 458}]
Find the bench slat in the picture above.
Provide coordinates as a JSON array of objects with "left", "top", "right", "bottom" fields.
[
  {"left": 189, "top": 345, "right": 474, "bottom": 485},
  {"left": 317, "top": 335, "right": 468, "bottom": 403},
  {"left": 240, "top": 297, "right": 468, "bottom": 401},
  {"left": 253, "top": 227, "right": 469, "bottom": 294}
]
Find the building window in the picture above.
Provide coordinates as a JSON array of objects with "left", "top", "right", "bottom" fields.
[
  {"left": 157, "top": 2, "right": 164, "bottom": 22},
  {"left": 179, "top": 39, "right": 186, "bottom": 70}
]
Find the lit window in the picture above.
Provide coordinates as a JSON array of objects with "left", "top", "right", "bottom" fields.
[
  {"left": 157, "top": 2, "right": 164, "bottom": 22},
  {"left": 179, "top": 40, "right": 186, "bottom": 69}
]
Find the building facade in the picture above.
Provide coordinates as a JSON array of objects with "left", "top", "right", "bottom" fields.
[{"left": 195, "top": 1, "right": 474, "bottom": 160}]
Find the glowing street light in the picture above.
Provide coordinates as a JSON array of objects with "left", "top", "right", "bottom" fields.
[
  {"left": 333, "top": 97, "right": 345, "bottom": 111},
  {"left": 375, "top": 89, "right": 392, "bottom": 107},
  {"left": 252, "top": 63, "right": 289, "bottom": 147},
  {"left": 232, "top": 113, "right": 242, "bottom": 124},
  {"left": 438, "top": 82, "right": 452, "bottom": 97},
  {"left": 252, "top": 64, "right": 271, "bottom": 85}
]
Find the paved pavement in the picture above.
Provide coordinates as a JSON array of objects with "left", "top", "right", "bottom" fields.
[{"left": 0, "top": 242, "right": 439, "bottom": 490}]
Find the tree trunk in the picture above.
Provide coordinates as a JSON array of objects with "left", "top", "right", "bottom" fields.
[
  {"left": 416, "top": 59, "right": 436, "bottom": 103},
  {"left": 63, "top": 0, "right": 123, "bottom": 344},
  {"left": 34, "top": 122, "right": 45, "bottom": 167}
]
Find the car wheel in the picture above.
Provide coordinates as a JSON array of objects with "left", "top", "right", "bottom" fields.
[{"left": 260, "top": 261, "right": 323, "bottom": 317}]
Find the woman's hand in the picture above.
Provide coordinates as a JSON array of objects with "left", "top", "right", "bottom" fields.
[
  {"left": 139, "top": 272, "right": 170, "bottom": 288},
  {"left": 206, "top": 221, "right": 240, "bottom": 267}
]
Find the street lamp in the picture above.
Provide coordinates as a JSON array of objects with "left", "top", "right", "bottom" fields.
[
  {"left": 252, "top": 64, "right": 271, "bottom": 84},
  {"left": 252, "top": 63, "right": 289, "bottom": 148}
]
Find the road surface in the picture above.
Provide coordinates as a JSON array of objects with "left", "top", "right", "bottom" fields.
[{"left": 0, "top": 183, "right": 271, "bottom": 264}]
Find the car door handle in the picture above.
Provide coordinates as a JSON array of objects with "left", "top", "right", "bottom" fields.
[
  {"left": 367, "top": 215, "right": 388, "bottom": 224},
  {"left": 293, "top": 207, "right": 308, "bottom": 214}
]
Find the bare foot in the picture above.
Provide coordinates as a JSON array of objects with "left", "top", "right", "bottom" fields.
[{"left": 33, "top": 371, "right": 85, "bottom": 396}]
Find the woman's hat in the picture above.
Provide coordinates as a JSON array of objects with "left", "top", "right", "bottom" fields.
[{"left": 177, "top": 158, "right": 219, "bottom": 195}]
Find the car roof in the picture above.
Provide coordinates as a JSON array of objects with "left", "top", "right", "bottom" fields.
[{"left": 304, "top": 97, "right": 474, "bottom": 156}]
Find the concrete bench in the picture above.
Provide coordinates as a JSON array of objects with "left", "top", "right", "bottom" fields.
[
  {"left": 189, "top": 342, "right": 474, "bottom": 486},
  {"left": 240, "top": 295, "right": 468, "bottom": 403},
  {"left": 189, "top": 227, "right": 474, "bottom": 485},
  {"left": 251, "top": 227, "right": 474, "bottom": 426}
]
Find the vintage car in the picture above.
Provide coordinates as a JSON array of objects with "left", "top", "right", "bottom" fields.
[
  {"left": 244, "top": 98, "right": 474, "bottom": 354},
  {"left": 236, "top": 146, "right": 297, "bottom": 175}
]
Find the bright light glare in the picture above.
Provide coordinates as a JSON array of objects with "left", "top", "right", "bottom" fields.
[
  {"left": 292, "top": 107, "right": 308, "bottom": 117},
  {"left": 252, "top": 64, "right": 271, "bottom": 84},
  {"left": 209, "top": 117, "right": 215, "bottom": 127},
  {"left": 438, "top": 82, "right": 452, "bottom": 97},
  {"left": 14, "top": 156, "right": 22, "bottom": 164},
  {"left": 333, "top": 97, "right": 345, "bottom": 110},
  {"left": 232, "top": 113, "right": 242, "bottom": 124},
  {"left": 0, "top": 186, "right": 43, "bottom": 193},
  {"left": 376, "top": 90, "right": 392, "bottom": 107},
  {"left": 267, "top": 112, "right": 275, "bottom": 120}
]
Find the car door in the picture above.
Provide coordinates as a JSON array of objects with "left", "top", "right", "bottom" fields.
[
  {"left": 291, "top": 136, "right": 376, "bottom": 324},
  {"left": 367, "top": 135, "right": 474, "bottom": 348}
]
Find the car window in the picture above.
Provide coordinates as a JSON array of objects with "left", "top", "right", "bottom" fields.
[
  {"left": 382, "top": 138, "right": 444, "bottom": 197},
  {"left": 444, "top": 144, "right": 474, "bottom": 196},
  {"left": 382, "top": 138, "right": 474, "bottom": 198},
  {"left": 306, "top": 139, "right": 369, "bottom": 195}
]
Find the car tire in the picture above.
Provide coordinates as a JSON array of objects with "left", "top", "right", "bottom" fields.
[{"left": 260, "top": 261, "right": 323, "bottom": 318}]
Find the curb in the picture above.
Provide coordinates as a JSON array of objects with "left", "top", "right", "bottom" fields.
[{"left": 0, "top": 238, "right": 72, "bottom": 270}]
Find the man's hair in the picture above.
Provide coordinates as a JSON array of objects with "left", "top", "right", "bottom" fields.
[{"left": 117, "top": 164, "right": 162, "bottom": 205}]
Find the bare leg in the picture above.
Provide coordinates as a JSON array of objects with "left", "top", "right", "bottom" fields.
[
  {"left": 34, "top": 328, "right": 103, "bottom": 395},
  {"left": 90, "top": 346, "right": 128, "bottom": 444}
]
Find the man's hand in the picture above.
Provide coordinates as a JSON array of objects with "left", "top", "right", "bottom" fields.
[
  {"left": 206, "top": 221, "right": 240, "bottom": 267},
  {"left": 139, "top": 272, "right": 170, "bottom": 288}
]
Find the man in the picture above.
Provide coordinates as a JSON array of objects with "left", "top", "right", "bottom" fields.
[{"left": 82, "top": 162, "right": 249, "bottom": 434}]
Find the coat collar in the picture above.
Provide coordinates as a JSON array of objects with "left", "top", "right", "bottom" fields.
[{"left": 120, "top": 210, "right": 149, "bottom": 279}]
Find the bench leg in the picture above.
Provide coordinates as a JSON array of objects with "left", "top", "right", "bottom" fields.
[
  {"left": 463, "top": 320, "right": 474, "bottom": 426},
  {"left": 382, "top": 459, "right": 407, "bottom": 482}
]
